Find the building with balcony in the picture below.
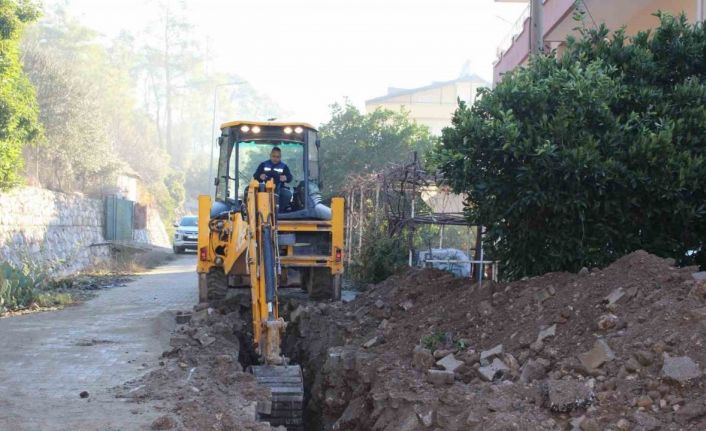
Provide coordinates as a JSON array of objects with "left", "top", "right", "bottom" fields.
[
  {"left": 494, "top": 0, "right": 706, "bottom": 83},
  {"left": 365, "top": 68, "right": 489, "bottom": 134}
]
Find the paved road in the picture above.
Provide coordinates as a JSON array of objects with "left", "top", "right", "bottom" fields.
[{"left": 0, "top": 255, "right": 197, "bottom": 431}]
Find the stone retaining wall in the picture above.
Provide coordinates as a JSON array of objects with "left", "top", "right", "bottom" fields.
[
  {"left": 134, "top": 207, "right": 171, "bottom": 248},
  {"left": 0, "top": 186, "right": 170, "bottom": 277}
]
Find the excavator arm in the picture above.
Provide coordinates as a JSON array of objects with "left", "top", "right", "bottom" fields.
[
  {"left": 245, "top": 179, "right": 286, "bottom": 364},
  {"left": 198, "top": 179, "right": 303, "bottom": 430}
]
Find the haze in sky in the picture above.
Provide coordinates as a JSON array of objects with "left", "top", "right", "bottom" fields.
[{"left": 61, "top": 0, "right": 527, "bottom": 124}]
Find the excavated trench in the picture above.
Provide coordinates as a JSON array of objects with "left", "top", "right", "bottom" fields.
[
  {"left": 279, "top": 297, "right": 376, "bottom": 431},
  {"left": 227, "top": 292, "right": 360, "bottom": 431}
]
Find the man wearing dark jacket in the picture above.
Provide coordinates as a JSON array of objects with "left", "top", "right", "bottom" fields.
[{"left": 253, "top": 147, "right": 293, "bottom": 211}]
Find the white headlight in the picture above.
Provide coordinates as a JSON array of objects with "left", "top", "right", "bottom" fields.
[
  {"left": 240, "top": 125, "right": 250, "bottom": 132},
  {"left": 283, "top": 126, "right": 293, "bottom": 134},
  {"left": 294, "top": 126, "right": 303, "bottom": 133},
  {"left": 252, "top": 126, "right": 261, "bottom": 133}
]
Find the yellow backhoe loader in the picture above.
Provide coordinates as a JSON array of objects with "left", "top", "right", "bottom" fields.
[{"left": 196, "top": 120, "right": 345, "bottom": 429}]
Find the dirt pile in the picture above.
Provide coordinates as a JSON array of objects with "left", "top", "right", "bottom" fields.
[
  {"left": 116, "top": 296, "right": 284, "bottom": 431},
  {"left": 286, "top": 251, "right": 706, "bottom": 430}
]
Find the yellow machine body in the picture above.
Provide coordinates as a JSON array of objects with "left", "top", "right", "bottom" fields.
[
  {"left": 196, "top": 121, "right": 345, "bottom": 360},
  {"left": 195, "top": 121, "right": 344, "bottom": 429}
]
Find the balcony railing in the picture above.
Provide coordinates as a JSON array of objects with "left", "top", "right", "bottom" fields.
[{"left": 496, "top": 3, "right": 531, "bottom": 61}]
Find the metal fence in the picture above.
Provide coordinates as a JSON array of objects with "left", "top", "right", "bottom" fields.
[{"left": 104, "top": 196, "right": 135, "bottom": 241}]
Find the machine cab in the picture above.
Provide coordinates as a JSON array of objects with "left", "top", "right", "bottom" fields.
[{"left": 213, "top": 121, "right": 327, "bottom": 220}]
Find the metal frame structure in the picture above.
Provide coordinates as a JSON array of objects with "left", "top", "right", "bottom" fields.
[{"left": 341, "top": 152, "right": 496, "bottom": 282}]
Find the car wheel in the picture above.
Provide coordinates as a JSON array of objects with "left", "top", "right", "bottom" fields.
[{"left": 173, "top": 246, "right": 182, "bottom": 254}]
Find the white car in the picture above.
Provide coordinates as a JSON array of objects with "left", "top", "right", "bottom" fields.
[{"left": 173, "top": 215, "right": 198, "bottom": 254}]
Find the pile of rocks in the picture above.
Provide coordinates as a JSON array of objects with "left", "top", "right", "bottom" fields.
[
  {"left": 117, "top": 297, "right": 284, "bottom": 431},
  {"left": 286, "top": 251, "right": 706, "bottom": 430}
]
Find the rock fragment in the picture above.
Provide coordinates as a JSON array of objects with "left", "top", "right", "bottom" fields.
[
  {"left": 427, "top": 369, "right": 454, "bottom": 386},
  {"left": 478, "top": 300, "right": 494, "bottom": 316},
  {"left": 412, "top": 345, "right": 435, "bottom": 371},
  {"left": 662, "top": 354, "right": 702, "bottom": 383},
  {"left": 544, "top": 379, "right": 595, "bottom": 412},
  {"left": 578, "top": 339, "right": 615, "bottom": 371},
  {"left": 417, "top": 409, "right": 434, "bottom": 427},
  {"left": 520, "top": 358, "right": 549, "bottom": 384},
  {"left": 535, "top": 289, "right": 552, "bottom": 304},
  {"left": 194, "top": 329, "right": 215, "bottom": 347},
  {"left": 436, "top": 353, "right": 464, "bottom": 373},
  {"left": 580, "top": 418, "right": 601, "bottom": 431},
  {"left": 175, "top": 311, "right": 192, "bottom": 324},
  {"left": 289, "top": 305, "right": 305, "bottom": 322},
  {"left": 636, "top": 395, "right": 653, "bottom": 408},
  {"left": 632, "top": 411, "right": 661, "bottom": 431},
  {"left": 398, "top": 300, "right": 413, "bottom": 311},
  {"left": 537, "top": 324, "right": 556, "bottom": 343},
  {"left": 478, "top": 358, "right": 510, "bottom": 381},
  {"left": 362, "top": 336, "right": 379, "bottom": 349},
  {"left": 169, "top": 334, "right": 193, "bottom": 348},
  {"left": 191, "top": 307, "right": 212, "bottom": 324},
  {"left": 480, "top": 344, "right": 503, "bottom": 366},
  {"left": 214, "top": 354, "right": 233, "bottom": 366},
  {"left": 675, "top": 397, "right": 706, "bottom": 425},
  {"left": 605, "top": 288, "right": 625, "bottom": 306},
  {"left": 633, "top": 350, "right": 654, "bottom": 367},
  {"left": 597, "top": 313, "right": 619, "bottom": 331},
  {"left": 616, "top": 418, "right": 630, "bottom": 430},
  {"left": 570, "top": 415, "right": 585, "bottom": 431}
]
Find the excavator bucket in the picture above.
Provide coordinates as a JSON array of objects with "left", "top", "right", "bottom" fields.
[{"left": 250, "top": 364, "right": 305, "bottom": 430}]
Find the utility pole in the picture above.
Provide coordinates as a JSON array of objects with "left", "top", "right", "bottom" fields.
[
  {"left": 530, "top": 0, "right": 544, "bottom": 55},
  {"left": 208, "top": 82, "right": 244, "bottom": 195}
]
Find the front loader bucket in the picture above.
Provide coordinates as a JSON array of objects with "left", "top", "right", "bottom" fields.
[{"left": 249, "top": 364, "right": 304, "bottom": 430}]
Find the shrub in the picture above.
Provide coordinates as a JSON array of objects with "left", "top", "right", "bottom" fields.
[
  {"left": 434, "top": 13, "right": 706, "bottom": 279},
  {"left": 0, "top": 250, "right": 70, "bottom": 312},
  {"left": 350, "top": 226, "right": 409, "bottom": 284}
]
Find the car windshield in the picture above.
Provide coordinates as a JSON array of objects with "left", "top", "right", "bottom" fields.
[{"left": 179, "top": 216, "right": 197, "bottom": 227}]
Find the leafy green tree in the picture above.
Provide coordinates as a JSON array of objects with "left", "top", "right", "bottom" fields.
[
  {"left": 0, "top": 0, "right": 41, "bottom": 189},
  {"left": 318, "top": 102, "right": 435, "bottom": 197},
  {"left": 22, "top": 43, "right": 122, "bottom": 192},
  {"left": 434, "top": 13, "right": 706, "bottom": 279},
  {"left": 22, "top": 5, "right": 184, "bottom": 225}
]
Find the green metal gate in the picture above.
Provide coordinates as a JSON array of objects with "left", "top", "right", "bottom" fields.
[{"left": 104, "top": 196, "right": 135, "bottom": 241}]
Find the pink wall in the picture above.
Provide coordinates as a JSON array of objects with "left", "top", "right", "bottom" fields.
[{"left": 493, "top": 0, "right": 576, "bottom": 83}]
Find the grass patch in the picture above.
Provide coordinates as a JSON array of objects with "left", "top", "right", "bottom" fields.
[
  {"left": 421, "top": 331, "right": 446, "bottom": 351},
  {"left": 0, "top": 259, "right": 62, "bottom": 313},
  {"left": 35, "top": 292, "right": 74, "bottom": 308}
]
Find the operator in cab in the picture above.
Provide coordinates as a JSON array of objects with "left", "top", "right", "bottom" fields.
[{"left": 253, "top": 146, "right": 293, "bottom": 211}]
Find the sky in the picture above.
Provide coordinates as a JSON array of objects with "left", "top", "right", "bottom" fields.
[{"left": 58, "top": 0, "right": 528, "bottom": 124}]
